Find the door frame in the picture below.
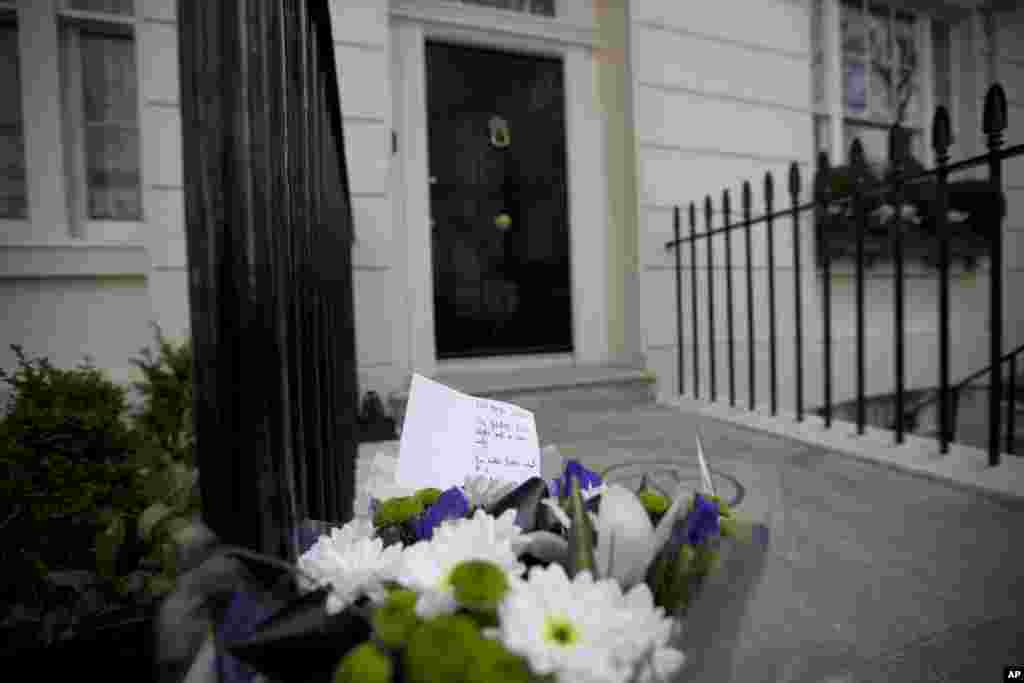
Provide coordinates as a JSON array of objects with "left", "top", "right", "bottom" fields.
[{"left": 390, "top": 0, "right": 609, "bottom": 377}]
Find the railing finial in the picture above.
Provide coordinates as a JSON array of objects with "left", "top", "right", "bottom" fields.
[
  {"left": 722, "top": 187, "right": 731, "bottom": 217},
  {"left": 849, "top": 137, "right": 866, "bottom": 169},
  {"left": 689, "top": 201, "right": 696, "bottom": 226},
  {"left": 788, "top": 161, "right": 800, "bottom": 197},
  {"left": 742, "top": 180, "right": 752, "bottom": 211},
  {"left": 704, "top": 195, "right": 713, "bottom": 223},
  {"left": 983, "top": 83, "right": 1008, "bottom": 138},
  {"left": 932, "top": 106, "right": 952, "bottom": 159},
  {"left": 764, "top": 170, "right": 774, "bottom": 204},
  {"left": 816, "top": 150, "right": 830, "bottom": 173},
  {"left": 888, "top": 123, "right": 904, "bottom": 169}
]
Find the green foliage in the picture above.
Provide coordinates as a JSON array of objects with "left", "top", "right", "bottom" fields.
[
  {"left": 567, "top": 479, "right": 596, "bottom": 579},
  {"left": 0, "top": 344, "right": 140, "bottom": 467},
  {"left": 0, "top": 335, "right": 201, "bottom": 649},
  {"left": 129, "top": 323, "right": 194, "bottom": 465}
]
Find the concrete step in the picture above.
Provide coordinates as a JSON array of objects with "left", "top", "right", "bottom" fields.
[{"left": 387, "top": 363, "right": 657, "bottom": 436}]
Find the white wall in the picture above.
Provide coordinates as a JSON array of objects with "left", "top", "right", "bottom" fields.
[
  {"left": 329, "top": 0, "right": 405, "bottom": 399},
  {"left": 630, "top": 0, "right": 819, "bottom": 406},
  {"left": 0, "top": 0, "right": 404, "bottom": 406},
  {"left": 991, "top": 4, "right": 1024, "bottom": 353},
  {"left": 633, "top": 0, "right": 1019, "bottom": 415}
]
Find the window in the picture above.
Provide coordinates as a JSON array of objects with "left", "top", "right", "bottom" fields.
[
  {"left": 0, "top": 10, "right": 26, "bottom": 218},
  {"left": 60, "top": 0, "right": 141, "bottom": 229},
  {"left": 456, "top": 0, "right": 556, "bottom": 17},
  {"left": 814, "top": 0, "right": 952, "bottom": 168}
]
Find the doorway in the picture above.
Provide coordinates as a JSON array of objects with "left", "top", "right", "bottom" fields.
[{"left": 425, "top": 41, "right": 573, "bottom": 359}]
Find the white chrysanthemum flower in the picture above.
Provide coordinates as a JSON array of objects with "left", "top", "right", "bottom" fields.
[
  {"left": 396, "top": 508, "right": 525, "bottom": 619},
  {"left": 494, "top": 564, "right": 685, "bottom": 683},
  {"left": 297, "top": 519, "right": 404, "bottom": 615},
  {"left": 461, "top": 475, "right": 518, "bottom": 509}
]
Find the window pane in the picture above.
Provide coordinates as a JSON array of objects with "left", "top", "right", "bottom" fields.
[
  {"left": 65, "top": 0, "right": 134, "bottom": 15},
  {"left": 0, "top": 17, "right": 26, "bottom": 218},
  {"left": 844, "top": 122, "right": 887, "bottom": 167},
  {"left": 81, "top": 31, "right": 136, "bottom": 124},
  {"left": 85, "top": 125, "right": 140, "bottom": 219},
  {"left": 841, "top": 0, "right": 865, "bottom": 55},
  {"left": 458, "top": 0, "right": 555, "bottom": 17},
  {"left": 896, "top": 67, "right": 918, "bottom": 125},
  {"left": 844, "top": 58, "right": 867, "bottom": 113},
  {"left": 867, "top": 5, "right": 891, "bottom": 66},
  {"left": 868, "top": 60, "right": 893, "bottom": 120},
  {"left": 894, "top": 12, "right": 917, "bottom": 72}
]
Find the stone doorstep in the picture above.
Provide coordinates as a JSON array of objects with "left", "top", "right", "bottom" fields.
[{"left": 386, "top": 363, "right": 656, "bottom": 433}]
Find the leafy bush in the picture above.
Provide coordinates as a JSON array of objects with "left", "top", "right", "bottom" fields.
[
  {"left": 0, "top": 345, "right": 141, "bottom": 467},
  {"left": 0, "top": 335, "right": 201, "bottom": 651},
  {"left": 129, "top": 324, "right": 193, "bottom": 466}
]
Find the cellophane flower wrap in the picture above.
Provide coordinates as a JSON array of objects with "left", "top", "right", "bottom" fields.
[{"left": 218, "top": 454, "right": 762, "bottom": 683}]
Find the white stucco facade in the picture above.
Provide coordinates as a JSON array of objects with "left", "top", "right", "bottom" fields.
[{"left": 1, "top": 0, "right": 1021, "bottom": 419}]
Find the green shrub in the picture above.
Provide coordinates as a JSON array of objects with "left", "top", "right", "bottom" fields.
[
  {"left": 0, "top": 347, "right": 146, "bottom": 611},
  {"left": 0, "top": 345, "right": 140, "bottom": 466},
  {"left": 129, "top": 324, "right": 193, "bottom": 466}
]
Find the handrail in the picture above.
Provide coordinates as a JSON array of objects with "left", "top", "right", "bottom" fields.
[{"left": 906, "top": 342, "right": 1024, "bottom": 452}]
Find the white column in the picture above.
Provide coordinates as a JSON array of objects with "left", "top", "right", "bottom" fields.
[{"left": 20, "top": 0, "right": 71, "bottom": 241}]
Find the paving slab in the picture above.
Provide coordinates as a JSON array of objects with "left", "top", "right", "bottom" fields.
[{"left": 356, "top": 399, "right": 1024, "bottom": 682}]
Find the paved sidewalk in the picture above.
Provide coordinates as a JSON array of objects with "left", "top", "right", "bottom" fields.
[{"left": 357, "top": 400, "right": 1024, "bottom": 682}]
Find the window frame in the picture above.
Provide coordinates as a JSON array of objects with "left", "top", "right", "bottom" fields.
[
  {"left": 0, "top": 6, "right": 27, "bottom": 220},
  {"left": 815, "top": 0, "right": 947, "bottom": 167},
  {"left": 58, "top": 3, "right": 143, "bottom": 240},
  {"left": 0, "top": 0, "right": 143, "bottom": 247}
]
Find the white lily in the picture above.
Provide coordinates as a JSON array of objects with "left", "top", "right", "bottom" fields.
[{"left": 521, "top": 479, "right": 694, "bottom": 589}]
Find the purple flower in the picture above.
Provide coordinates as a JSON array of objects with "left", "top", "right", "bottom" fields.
[
  {"left": 549, "top": 459, "right": 602, "bottom": 499},
  {"left": 414, "top": 486, "right": 469, "bottom": 541},
  {"left": 682, "top": 493, "right": 720, "bottom": 546},
  {"left": 216, "top": 591, "right": 276, "bottom": 683}
]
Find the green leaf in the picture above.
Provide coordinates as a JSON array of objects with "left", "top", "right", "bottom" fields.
[
  {"left": 145, "top": 572, "right": 176, "bottom": 597},
  {"left": 95, "top": 514, "right": 126, "bottom": 579},
  {"left": 151, "top": 514, "right": 191, "bottom": 550},
  {"left": 567, "top": 478, "right": 596, "bottom": 578},
  {"left": 138, "top": 502, "right": 173, "bottom": 543}
]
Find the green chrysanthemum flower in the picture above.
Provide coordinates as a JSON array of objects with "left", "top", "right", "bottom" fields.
[
  {"left": 449, "top": 559, "right": 510, "bottom": 611},
  {"left": 372, "top": 588, "right": 421, "bottom": 650},
  {"left": 373, "top": 496, "right": 424, "bottom": 528},
  {"left": 334, "top": 642, "right": 393, "bottom": 683},
  {"left": 466, "top": 635, "right": 533, "bottom": 683},
  {"left": 404, "top": 614, "right": 483, "bottom": 683},
  {"left": 414, "top": 487, "right": 443, "bottom": 507},
  {"left": 638, "top": 489, "right": 670, "bottom": 516}
]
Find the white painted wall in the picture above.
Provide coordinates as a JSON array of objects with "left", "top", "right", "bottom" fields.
[
  {"left": 633, "top": 0, "right": 1022, "bottom": 416},
  {"left": 991, "top": 4, "right": 1024, "bottom": 353}
]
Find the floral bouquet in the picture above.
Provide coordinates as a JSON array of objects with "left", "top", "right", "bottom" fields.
[{"left": 212, "top": 436, "right": 766, "bottom": 683}]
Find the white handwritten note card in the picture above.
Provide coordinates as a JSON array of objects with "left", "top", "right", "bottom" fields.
[{"left": 395, "top": 374, "right": 542, "bottom": 490}]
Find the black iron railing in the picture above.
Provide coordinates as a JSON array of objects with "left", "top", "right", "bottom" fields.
[
  {"left": 667, "top": 83, "right": 1022, "bottom": 467},
  {"left": 904, "top": 342, "right": 1024, "bottom": 456},
  {"left": 179, "top": 0, "right": 359, "bottom": 558}
]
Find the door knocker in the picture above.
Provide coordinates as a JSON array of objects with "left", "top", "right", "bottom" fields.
[{"left": 488, "top": 115, "right": 511, "bottom": 149}]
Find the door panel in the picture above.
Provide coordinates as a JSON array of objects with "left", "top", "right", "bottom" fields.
[{"left": 426, "top": 41, "right": 572, "bottom": 359}]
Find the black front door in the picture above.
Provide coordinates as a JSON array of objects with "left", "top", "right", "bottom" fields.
[{"left": 426, "top": 41, "right": 572, "bottom": 359}]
